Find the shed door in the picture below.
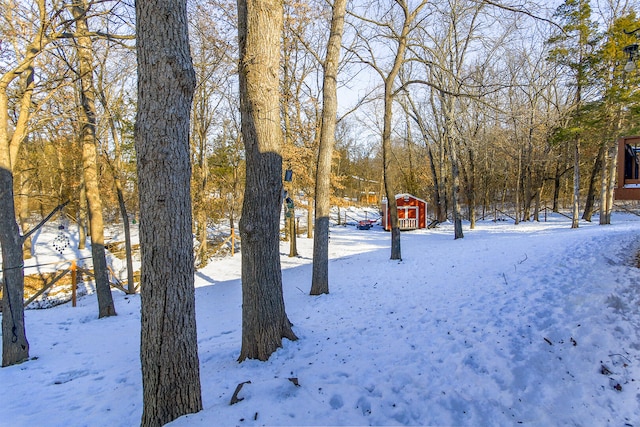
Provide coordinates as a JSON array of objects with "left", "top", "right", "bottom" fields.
[{"left": 398, "top": 206, "right": 418, "bottom": 229}]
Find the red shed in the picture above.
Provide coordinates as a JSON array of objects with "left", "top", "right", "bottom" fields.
[{"left": 380, "top": 193, "right": 427, "bottom": 231}]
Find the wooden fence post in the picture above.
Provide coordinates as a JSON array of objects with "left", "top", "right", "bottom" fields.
[
  {"left": 71, "top": 260, "right": 77, "bottom": 307},
  {"left": 231, "top": 228, "right": 235, "bottom": 256}
]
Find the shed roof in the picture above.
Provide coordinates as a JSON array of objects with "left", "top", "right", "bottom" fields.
[{"left": 381, "top": 193, "right": 427, "bottom": 205}]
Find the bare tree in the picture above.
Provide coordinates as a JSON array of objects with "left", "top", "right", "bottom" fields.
[
  {"left": 95, "top": 45, "right": 137, "bottom": 294},
  {"left": 188, "top": 1, "right": 236, "bottom": 266},
  {"left": 311, "top": 0, "right": 348, "bottom": 295},
  {"left": 237, "top": 0, "right": 298, "bottom": 361},
  {"left": 547, "top": 0, "right": 599, "bottom": 229},
  {"left": 0, "top": 0, "right": 57, "bottom": 366},
  {"left": 71, "top": 0, "right": 117, "bottom": 317},
  {"left": 135, "top": 0, "right": 203, "bottom": 424},
  {"left": 351, "top": 0, "right": 428, "bottom": 258}
]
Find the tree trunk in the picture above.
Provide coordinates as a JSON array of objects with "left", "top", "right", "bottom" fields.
[
  {"left": 382, "top": 54, "right": 403, "bottom": 260},
  {"left": 288, "top": 212, "right": 298, "bottom": 257},
  {"left": 78, "top": 174, "right": 87, "bottom": 249},
  {"left": 605, "top": 143, "right": 617, "bottom": 224},
  {"left": 237, "top": 0, "right": 297, "bottom": 361},
  {"left": 405, "top": 95, "right": 445, "bottom": 223},
  {"left": 552, "top": 160, "right": 561, "bottom": 213},
  {"left": 583, "top": 141, "right": 605, "bottom": 221},
  {"left": 442, "top": 93, "right": 463, "bottom": 239},
  {"left": 72, "top": 0, "right": 116, "bottom": 318},
  {"left": 467, "top": 147, "right": 476, "bottom": 229},
  {"left": 311, "top": 0, "right": 346, "bottom": 295},
  {"left": 378, "top": 0, "right": 427, "bottom": 259},
  {"left": 116, "top": 184, "right": 135, "bottom": 294},
  {"left": 515, "top": 146, "right": 522, "bottom": 225},
  {"left": 428, "top": 144, "right": 446, "bottom": 223},
  {"left": 533, "top": 189, "right": 541, "bottom": 222},
  {"left": 288, "top": 206, "right": 298, "bottom": 257},
  {"left": 383, "top": 117, "right": 402, "bottom": 258},
  {"left": 0, "top": 6, "right": 46, "bottom": 366},
  {"left": 449, "top": 135, "right": 463, "bottom": 239},
  {"left": 600, "top": 142, "right": 617, "bottom": 225},
  {"left": 0, "top": 166, "right": 29, "bottom": 366},
  {"left": 306, "top": 196, "right": 313, "bottom": 239},
  {"left": 571, "top": 137, "right": 580, "bottom": 228},
  {"left": 97, "top": 74, "right": 135, "bottom": 293},
  {"left": 599, "top": 143, "right": 610, "bottom": 225},
  {"left": 18, "top": 171, "right": 32, "bottom": 259},
  {"left": 135, "top": 0, "right": 203, "bottom": 424}
]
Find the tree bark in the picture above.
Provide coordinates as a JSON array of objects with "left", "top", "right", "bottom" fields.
[
  {"left": 379, "top": 0, "right": 426, "bottom": 259},
  {"left": 311, "top": 0, "right": 347, "bottom": 295},
  {"left": 571, "top": 137, "right": 580, "bottom": 228},
  {"left": 405, "top": 95, "right": 445, "bottom": 223},
  {"left": 0, "top": 0, "right": 50, "bottom": 367},
  {"left": 72, "top": 0, "right": 116, "bottom": 318},
  {"left": 18, "top": 170, "right": 32, "bottom": 259},
  {"left": 135, "top": 0, "right": 203, "bottom": 424},
  {"left": 583, "top": 141, "right": 605, "bottom": 221},
  {"left": 306, "top": 196, "right": 313, "bottom": 239},
  {"left": 448, "top": 133, "right": 464, "bottom": 239},
  {"left": 237, "top": 0, "right": 297, "bottom": 361},
  {"left": 97, "top": 70, "right": 135, "bottom": 293},
  {"left": 115, "top": 185, "right": 135, "bottom": 294},
  {"left": 467, "top": 147, "right": 476, "bottom": 229},
  {"left": 78, "top": 174, "right": 87, "bottom": 249},
  {"left": 0, "top": 165, "right": 29, "bottom": 367}
]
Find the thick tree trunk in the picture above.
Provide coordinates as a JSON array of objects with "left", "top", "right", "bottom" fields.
[
  {"left": 0, "top": 167, "right": 29, "bottom": 366},
  {"left": 237, "top": 0, "right": 297, "bottom": 361},
  {"left": 72, "top": 0, "right": 116, "bottom": 317},
  {"left": 0, "top": 14, "right": 42, "bottom": 367},
  {"left": 135, "top": 0, "right": 203, "bottom": 425},
  {"left": 311, "top": 0, "right": 346, "bottom": 295}
]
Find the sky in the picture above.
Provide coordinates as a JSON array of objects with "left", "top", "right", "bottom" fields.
[{"left": 2, "top": 208, "right": 640, "bottom": 426}]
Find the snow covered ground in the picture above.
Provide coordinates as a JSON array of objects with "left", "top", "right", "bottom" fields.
[{"left": 2, "top": 212, "right": 640, "bottom": 426}]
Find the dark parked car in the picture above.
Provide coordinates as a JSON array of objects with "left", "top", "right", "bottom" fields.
[{"left": 357, "top": 220, "right": 372, "bottom": 230}]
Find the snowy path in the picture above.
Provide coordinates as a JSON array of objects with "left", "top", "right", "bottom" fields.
[{"left": 1, "top": 214, "right": 640, "bottom": 426}]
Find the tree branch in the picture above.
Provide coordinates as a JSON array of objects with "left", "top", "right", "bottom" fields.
[{"left": 21, "top": 200, "right": 70, "bottom": 243}]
